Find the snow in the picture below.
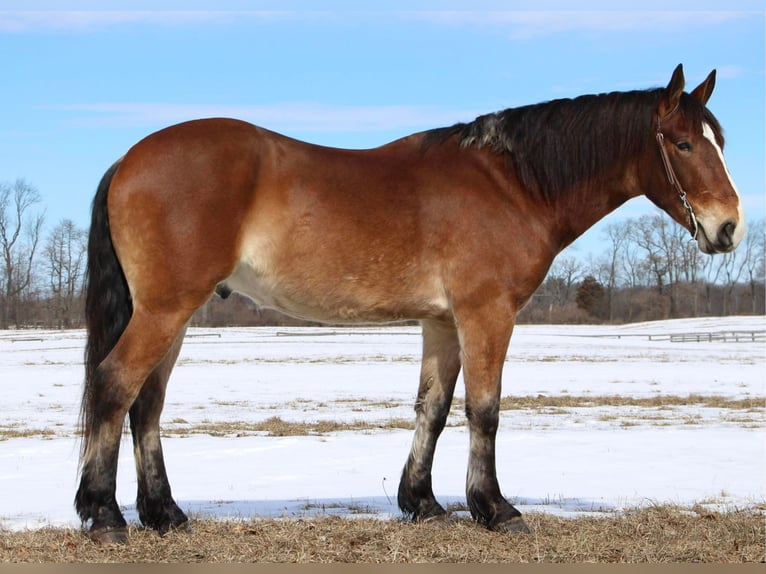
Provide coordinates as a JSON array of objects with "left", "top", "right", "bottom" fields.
[{"left": 1, "top": 316, "right": 764, "bottom": 531}]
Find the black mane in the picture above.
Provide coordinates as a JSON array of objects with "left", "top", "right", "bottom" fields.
[{"left": 425, "top": 89, "right": 723, "bottom": 200}]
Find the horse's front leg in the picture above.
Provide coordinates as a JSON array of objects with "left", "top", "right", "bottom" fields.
[
  {"left": 398, "top": 319, "right": 462, "bottom": 520},
  {"left": 458, "top": 307, "right": 530, "bottom": 533}
]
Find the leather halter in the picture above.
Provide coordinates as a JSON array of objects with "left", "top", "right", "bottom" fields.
[{"left": 655, "top": 107, "right": 699, "bottom": 240}]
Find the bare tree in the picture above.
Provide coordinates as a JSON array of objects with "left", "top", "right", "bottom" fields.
[
  {"left": 0, "top": 179, "right": 45, "bottom": 328},
  {"left": 618, "top": 231, "right": 651, "bottom": 322},
  {"left": 632, "top": 214, "right": 669, "bottom": 296},
  {"left": 45, "top": 219, "right": 87, "bottom": 328},
  {"left": 523, "top": 255, "right": 585, "bottom": 322},
  {"left": 631, "top": 212, "right": 703, "bottom": 317},
  {"left": 547, "top": 255, "right": 583, "bottom": 305},
  {"left": 712, "top": 219, "right": 765, "bottom": 315},
  {"left": 601, "top": 221, "right": 631, "bottom": 322},
  {"left": 742, "top": 219, "right": 766, "bottom": 314}
]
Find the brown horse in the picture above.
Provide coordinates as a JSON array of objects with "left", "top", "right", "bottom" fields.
[{"left": 76, "top": 64, "right": 744, "bottom": 543}]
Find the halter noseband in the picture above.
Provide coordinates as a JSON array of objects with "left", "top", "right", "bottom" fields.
[{"left": 655, "top": 107, "right": 699, "bottom": 240}]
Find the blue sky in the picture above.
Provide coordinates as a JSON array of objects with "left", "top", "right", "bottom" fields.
[{"left": 1, "top": 1, "right": 763, "bottom": 259}]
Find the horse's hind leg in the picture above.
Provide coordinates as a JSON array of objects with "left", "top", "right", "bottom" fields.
[
  {"left": 129, "top": 324, "right": 189, "bottom": 534},
  {"left": 75, "top": 308, "right": 191, "bottom": 543},
  {"left": 398, "top": 319, "right": 461, "bottom": 520}
]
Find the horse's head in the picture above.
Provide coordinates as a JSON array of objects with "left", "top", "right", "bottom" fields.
[{"left": 645, "top": 64, "right": 745, "bottom": 254}]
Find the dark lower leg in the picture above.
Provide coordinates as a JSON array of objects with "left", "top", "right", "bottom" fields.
[
  {"left": 458, "top": 310, "right": 529, "bottom": 533},
  {"left": 132, "top": 428, "right": 188, "bottom": 533},
  {"left": 75, "top": 366, "right": 132, "bottom": 539},
  {"left": 398, "top": 402, "right": 451, "bottom": 520},
  {"left": 76, "top": 310, "right": 192, "bottom": 542},
  {"left": 465, "top": 401, "right": 528, "bottom": 532},
  {"left": 75, "top": 426, "right": 127, "bottom": 536},
  {"left": 130, "top": 330, "right": 188, "bottom": 534},
  {"left": 398, "top": 321, "right": 461, "bottom": 520}
]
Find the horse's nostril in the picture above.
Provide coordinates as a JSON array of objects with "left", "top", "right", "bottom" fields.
[{"left": 718, "top": 220, "right": 735, "bottom": 249}]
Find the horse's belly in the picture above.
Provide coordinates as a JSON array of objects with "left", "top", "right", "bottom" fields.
[{"left": 222, "top": 260, "right": 448, "bottom": 324}]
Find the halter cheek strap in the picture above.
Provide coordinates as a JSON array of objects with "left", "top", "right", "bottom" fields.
[{"left": 655, "top": 112, "right": 699, "bottom": 240}]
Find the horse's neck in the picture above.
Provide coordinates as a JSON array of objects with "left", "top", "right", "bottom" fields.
[{"left": 550, "top": 163, "right": 643, "bottom": 250}]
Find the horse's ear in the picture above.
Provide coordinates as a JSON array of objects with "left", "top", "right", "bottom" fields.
[
  {"left": 659, "top": 63, "right": 685, "bottom": 119},
  {"left": 690, "top": 69, "right": 716, "bottom": 106}
]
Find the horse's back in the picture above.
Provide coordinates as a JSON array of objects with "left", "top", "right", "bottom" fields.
[{"left": 105, "top": 118, "right": 461, "bottom": 322}]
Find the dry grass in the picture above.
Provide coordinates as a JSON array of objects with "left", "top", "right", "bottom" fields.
[
  {"left": 495, "top": 394, "right": 764, "bottom": 411},
  {"left": 166, "top": 393, "right": 764, "bottom": 438},
  {"left": 0, "top": 425, "right": 58, "bottom": 441},
  {"left": 1, "top": 507, "right": 763, "bottom": 563},
  {"left": 165, "top": 416, "right": 415, "bottom": 438},
  {"left": 6, "top": 393, "right": 761, "bottom": 440}
]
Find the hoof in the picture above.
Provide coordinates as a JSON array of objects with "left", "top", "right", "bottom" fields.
[
  {"left": 419, "top": 510, "right": 453, "bottom": 524},
  {"left": 493, "top": 515, "right": 532, "bottom": 534},
  {"left": 406, "top": 502, "right": 448, "bottom": 524},
  {"left": 160, "top": 518, "right": 192, "bottom": 536},
  {"left": 89, "top": 525, "right": 129, "bottom": 545}
]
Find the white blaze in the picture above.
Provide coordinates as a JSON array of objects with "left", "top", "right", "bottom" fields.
[
  {"left": 702, "top": 123, "right": 741, "bottom": 201},
  {"left": 701, "top": 122, "right": 746, "bottom": 248}
]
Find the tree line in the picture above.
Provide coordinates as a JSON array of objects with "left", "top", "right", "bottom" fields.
[
  {"left": 1, "top": 178, "right": 763, "bottom": 329},
  {"left": 520, "top": 214, "right": 765, "bottom": 323}
]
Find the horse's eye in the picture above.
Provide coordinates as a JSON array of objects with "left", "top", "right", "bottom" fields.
[{"left": 676, "top": 141, "right": 692, "bottom": 152}]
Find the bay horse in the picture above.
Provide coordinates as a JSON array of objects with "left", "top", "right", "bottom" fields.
[{"left": 76, "top": 64, "right": 744, "bottom": 543}]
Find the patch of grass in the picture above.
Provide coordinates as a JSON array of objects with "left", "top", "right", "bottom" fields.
[
  {"left": 163, "top": 416, "right": 416, "bottom": 438},
  {"left": 496, "top": 394, "right": 764, "bottom": 411},
  {"left": 331, "top": 398, "right": 403, "bottom": 409},
  {"left": 211, "top": 400, "right": 253, "bottom": 408},
  {"left": 1, "top": 507, "right": 762, "bottom": 562},
  {"left": 0, "top": 425, "right": 58, "bottom": 441},
  {"left": 157, "top": 393, "right": 764, "bottom": 437}
]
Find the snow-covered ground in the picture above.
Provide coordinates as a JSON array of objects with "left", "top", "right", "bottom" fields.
[{"left": 1, "top": 316, "right": 764, "bottom": 531}]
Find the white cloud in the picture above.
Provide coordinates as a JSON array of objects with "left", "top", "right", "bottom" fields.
[
  {"left": 0, "top": 10, "right": 302, "bottom": 33},
  {"left": 716, "top": 65, "right": 747, "bottom": 79},
  {"left": 4, "top": 7, "right": 752, "bottom": 35},
  {"left": 409, "top": 10, "right": 750, "bottom": 40}
]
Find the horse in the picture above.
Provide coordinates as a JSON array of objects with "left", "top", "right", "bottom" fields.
[{"left": 75, "top": 64, "right": 745, "bottom": 543}]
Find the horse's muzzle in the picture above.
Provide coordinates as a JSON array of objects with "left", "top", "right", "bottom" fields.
[
  {"left": 716, "top": 220, "right": 736, "bottom": 252},
  {"left": 699, "top": 219, "right": 741, "bottom": 254}
]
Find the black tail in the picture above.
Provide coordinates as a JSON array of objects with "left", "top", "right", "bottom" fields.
[{"left": 79, "top": 160, "right": 132, "bottom": 459}]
